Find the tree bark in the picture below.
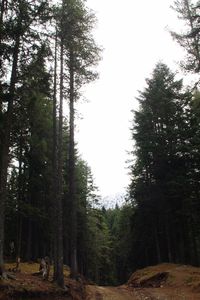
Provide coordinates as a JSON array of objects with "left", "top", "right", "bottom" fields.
[
  {"left": 17, "top": 217, "right": 22, "bottom": 259},
  {"left": 26, "top": 219, "right": 32, "bottom": 261},
  {"left": 52, "top": 25, "right": 58, "bottom": 281},
  {"left": 165, "top": 214, "right": 172, "bottom": 263},
  {"left": 17, "top": 131, "right": 23, "bottom": 259},
  {"left": 0, "top": 0, "right": 7, "bottom": 48},
  {"left": 154, "top": 224, "right": 161, "bottom": 264},
  {"left": 69, "top": 49, "right": 78, "bottom": 278},
  {"left": 55, "top": 27, "right": 64, "bottom": 287},
  {"left": 191, "top": 223, "right": 198, "bottom": 266}
]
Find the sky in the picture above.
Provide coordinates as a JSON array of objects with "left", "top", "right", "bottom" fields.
[{"left": 76, "top": 0, "right": 186, "bottom": 199}]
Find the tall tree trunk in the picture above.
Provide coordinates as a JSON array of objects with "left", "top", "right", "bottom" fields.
[
  {"left": 0, "top": 0, "right": 6, "bottom": 111},
  {"left": 191, "top": 224, "right": 198, "bottom": 266},
  {"left": 17, "top": 131, "right": 23, "bottom": 259},
  {"left": 154, "top": 224, "right": 161, "bottom": 264},
  {"left": 17, "top": 217, "right": 22, "bottom": 259},
  {"left": 183, "top": 218, "right": 191, "bottom": 265},
  {"left": 165, "top": 214, "right": 172, "bottom": 263},
  {"left": 145, "top": 247, "right": 149, "bottom": 267},
  {"left": 69, "top": 49, "right": 78, "bottom": 278},
  {"left": 55, "top": 30, "right": 64, "bottom": 287},
  {"left": 0, "top": 1, "right": 6, "bottom": 270},
  {"left": 52, "top": 25, "right": 58, "bottom": 281},
  {"left": 0, "top": 0, "right": 7, "bottom": 50},
  {"left": 33, "top": 226, "right": 39, "bottom": 260},
  {"left": 26, "top": 219, "right": 32, "bottom": 261}
]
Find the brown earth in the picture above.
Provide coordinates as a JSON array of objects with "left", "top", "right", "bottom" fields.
[
  {"left": 127, "top": 263, "right": 200, "bottom": 299},
  {"left": 0, "top": 262, "right": 85, "bottom": 300},
  {"left": 86, "top": 284, "right": 200, "bottom": 299},
  {"left": 86, "top": 263, "right": 200, "bottom": 299},
  {"left": 86, "top": 284, "right": 161, "bottom": 299},
  {"left": 1, "top": 263, "right": 200, "bottom": 299}
]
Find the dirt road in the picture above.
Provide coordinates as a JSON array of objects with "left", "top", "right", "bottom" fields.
[
  {"left": 86, "top": 285, "right": 154, "bottom": 300},
  {"left": 86, "top": 285, "right": 200, "bottom": 299}
]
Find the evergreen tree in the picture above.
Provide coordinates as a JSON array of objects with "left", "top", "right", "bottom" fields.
[
  {"left": 171, "top": 0, "right": 200, "bottom": 73},
  {"left": 0, "top": 0, "right": 50, "bottom": 276},
  {"left": 129, "top": 63, "right": 193, "bottom": 268},
  {"left": 0, "top": 0, "right": 105, "bottom": 286},
  {"left": 8, "top": 44, "right": 52, "bottom": 261},
  {"left": 56, "top": 0, "right": 101, "bottom": 278}
]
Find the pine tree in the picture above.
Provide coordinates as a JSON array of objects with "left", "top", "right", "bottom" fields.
[
  {"left": 0, "top": 0, "right": 50, "bottom": 276},
  {"left": 171, "top": 0, "right": 200, "bottom": 73},
  {"left": 56, "top": 0, "right": 101, "bottom": 278},
  {"left": 129, "top": 63, "right": 192, "bottom": 267}
]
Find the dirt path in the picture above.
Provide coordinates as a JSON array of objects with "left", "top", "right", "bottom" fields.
[
  {"left": 86, "top": 285, "right": 200, "bottom": 300},
  {"left": 86, "top": 285, "right": 154, "bottom": 300}
]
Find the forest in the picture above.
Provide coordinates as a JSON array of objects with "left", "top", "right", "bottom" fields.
[{"left": 1, "top": 0, "right": 200, "bottom": 293}]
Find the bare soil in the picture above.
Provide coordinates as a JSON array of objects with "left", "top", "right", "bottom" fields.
[
  {"left": 1, "top": 263, "right": 200, "bottom": 299},
  {"left": 86, "top": 263, "right": 200, "bottom": 299},
  {"left": 0, "top": 262, "right": 85, "bottom": 300},
  {"left": 127, "top": 263, "right": 200, "bottom": 299},
  {"left": 86, "top": 285, "right": 134, "bottom": 300},
  {"left": 86, "top": 284, "right": 200, "bottom": 299}
]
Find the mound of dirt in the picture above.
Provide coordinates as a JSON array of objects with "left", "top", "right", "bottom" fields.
[{"left": 128, "top": 263, "right": 200, "bottom": 291}]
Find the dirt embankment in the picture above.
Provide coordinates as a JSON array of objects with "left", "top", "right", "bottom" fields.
[
  {"left": 127, "top": 263, "right": 200, "bottom": 299},
  {"left": 0, "top": 262, "right": 86, "bottom": 300}
]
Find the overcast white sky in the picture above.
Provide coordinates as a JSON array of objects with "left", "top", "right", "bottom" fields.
[{"left": 76, "top": 0, "right": 186, "bottom": 198}]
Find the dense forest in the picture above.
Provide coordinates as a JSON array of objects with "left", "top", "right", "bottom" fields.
[{"left": 1, "top": 0, "right": 200, "bottom": 289}]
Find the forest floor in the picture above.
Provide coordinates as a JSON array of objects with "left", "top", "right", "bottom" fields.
[
  {"left": 1, "top": 263, "right": 200, "bottom": 299},
  {"left": 0, "top": 262, "right": 85, "bottom": 300}
]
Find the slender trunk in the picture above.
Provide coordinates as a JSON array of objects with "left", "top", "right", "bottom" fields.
[
  {"left": 63, "top": 235, "right": 69, "bottom": 265},
  {"left": 184, "top": 218, "right": 191, "bottom": 264},
  {"left": 34, "top": 227, "right": 39, "bottom": 260},
  {"left": 27, "top": 143, "right": 34, "bottom": 262},
  {"left": 55, "top": 31, "right": 64, "bottom": 287},
  {"left": 191, "top": 223, "right": 199, "bottom": 266},
  {"left": 165, "top": 214, "right": 172, "bottom": 263},
  {"left": 26, "top": 219, "right": 32, "bottom": 261},
  {"left": 0, "top": 0, "right": 7, "bottom": 48},
  {"left": 0, "top": 141, "right": 6, "bottom": 274},
  {"left": 17, "top": 217, "right": 22, "bottom": 259},
  {"left": 69, "top": 49, "right": 78, "bottom": 278},
  {"left": 178, "top": 231, "right": 185, "bottom": 264},
  {"left": 17, "top": 131, "right": 23, "bottom": 258},
  {"left": 52, "top": 25, "right": 58, "bottom": 281},
  {"left": 154, "top": 225, "right": 161, "bottom": 264},
  {"left": 145, "top": 247, "right": 149, "bottom": 266},
  {"left": 0, "top": 0, "right": 6, "bottom": 111}
]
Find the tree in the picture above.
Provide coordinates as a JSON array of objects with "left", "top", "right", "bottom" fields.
[
  {"left": 171, "top": 0, "right": 200, "bottom": 265},
  {"left": 171, "top": 0, "right": 200, "bottom": 73},
  {"left": 129, "top": 63, "right": 193, "bottom": 268},
  {"left": 0, "top": 0, "right": 102, "bottom": 285},
  {"left": 51, "top": 1, "right": 65, "bottom": 286},
  {"left": 13, "top": 43, "right": 52, "bottom": 258},
  {"left": 56, "top": 0, "right": 101, "bottom": 278},
  {"left": 0, "top": 0, "right": 50, "bottom": 276}
]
